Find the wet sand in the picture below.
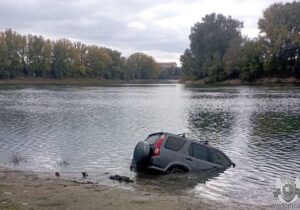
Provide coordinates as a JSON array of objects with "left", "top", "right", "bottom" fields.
[{"left": 0, "top": 169, "right": 270, "bottom": 210}]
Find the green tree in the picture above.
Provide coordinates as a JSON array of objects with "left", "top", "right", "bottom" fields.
[
  {"left": 180, "top": 49, "right": 197, "bottom": 80},
  {"left": 207, "top": 51, "right": 224, "bottom": 82},
  {"left": 223, "top": 36, "right": 243, "bottom": 78},
  {"left": 86, "top": 46, "right": 112, "bottom": 79},
  {"left": 126, "top": 53, "right": 159, "bottom": 80},
  {"left": 27, "top": 35, "right": 52, "bottom": 77},
  {"left": 0, "top": 32, "right": 11, "bottom": 78},
  {"left": 41, "top": 39, "right": 53, "bottom": 77},
  {"left": 17, "top": 34, "right": 27, "bottom": 76},
  {"left": 239, "top": 39, "right": 264, "bottom": 81},
  {"left": 182, "top": 13, "right": 243, "bottom": 81},
  {"left": 4, "top": 29, "right": 24, "bottom": 78},
  {"left": 52, "top": 39, "right": 73, "bottom": 78},
  {"left": 106, "top": 49, "right": 126, "bottom": 80},
  {"left": 258, "top": 1, "right": 300, "bottom": 77}
]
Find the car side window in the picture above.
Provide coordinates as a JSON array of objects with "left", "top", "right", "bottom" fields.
[
  {"left": 164, "top": 136, "right": 186, "bottom": 151},
  {"left": 209, "top": 149, "right": 231, "bottom": 167},
  {"left": 188, "top": 143, "right": 209, "bottom": 161}
]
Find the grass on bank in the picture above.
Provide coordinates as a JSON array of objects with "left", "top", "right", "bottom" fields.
[
  {"left": 0, "top": 77, "right": 179, "bottom": 86},
  {"left": 0, "top": 77, "right": 299, "bottom": 87},
  {"left": 183, "top": 77, "right": 300, "bottom": 86},
  {"left": 0, "top": 78, "right": 123, "bottom": 86}
]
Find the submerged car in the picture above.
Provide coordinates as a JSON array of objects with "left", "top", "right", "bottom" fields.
[{"left": 130, "top": 132, "right": 235, "bottom": 174}]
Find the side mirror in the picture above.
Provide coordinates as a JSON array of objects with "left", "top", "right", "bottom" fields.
[{"left": 231, "top": 163, "right": 236, "bottom": 168}]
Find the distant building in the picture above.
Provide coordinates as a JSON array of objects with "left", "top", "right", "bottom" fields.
[{"left": 159, "top": 62, "right": 177, "bottom": 70}]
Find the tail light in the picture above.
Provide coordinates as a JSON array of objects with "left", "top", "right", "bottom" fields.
[{"left": 152, "top": 134, "right": 166, "bottom": 157}]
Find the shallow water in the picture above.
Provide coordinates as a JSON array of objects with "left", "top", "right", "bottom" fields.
[{"left": 0, "top": 84, "right": 299, "bottom": 205}]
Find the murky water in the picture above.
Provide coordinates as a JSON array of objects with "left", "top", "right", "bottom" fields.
[{"left": 0, "top": 84, "right": 299, "bottom": 205}]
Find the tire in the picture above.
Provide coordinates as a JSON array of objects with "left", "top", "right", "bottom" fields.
[
  {"left": 133, "top": 141, "right": 150, "bottom": 164},
  {"left": 168, "top": 167, "right": 185, "bottom": 174}
]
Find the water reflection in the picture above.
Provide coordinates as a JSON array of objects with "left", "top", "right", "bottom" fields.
[
  {"left": 181, "top": 86, "right": 300, "bottom": 204},
  {"left": 188, "top": 111, "right": 235, "bottom": 143},
  {"left": 0, "top": 85, "right": 299, "bottom": 205}
]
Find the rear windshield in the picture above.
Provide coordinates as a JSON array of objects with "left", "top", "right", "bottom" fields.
[
  {"left": 145, "top": 134, "right": 161, "bottom": 145},
  {"left": 164, "top": 136, "right": 186, "bottom": 151}
]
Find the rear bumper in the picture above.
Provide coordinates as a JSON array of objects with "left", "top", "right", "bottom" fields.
[
  {"left": 147, "top": 165, "right": 166, "bottom": 172},
  {"left": 130, "top": 159, "right": 166, "bottom": 173},
  {"left": 130, "top": 160, "right": 139, "bottom": 172}
]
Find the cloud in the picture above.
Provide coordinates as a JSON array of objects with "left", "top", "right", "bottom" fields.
[
  {"left": 127, "top": 22, "right": 147, "bottom": 30},
  {"left": 0, "top": 0, "right": 296, "bottom": 64}
]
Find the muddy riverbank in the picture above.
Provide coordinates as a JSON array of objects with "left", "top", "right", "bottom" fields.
[{"left": 0, "top": 168, "right": 271, "bottom": 210}]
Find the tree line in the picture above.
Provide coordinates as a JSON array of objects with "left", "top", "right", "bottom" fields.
[
  {"left": 181, "top": 1, "right": 300, "bottom": 82},
  {"left": 0, "top": 29, "right": 160, "bottom": 80}
]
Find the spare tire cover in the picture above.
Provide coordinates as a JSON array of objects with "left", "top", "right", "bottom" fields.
[{"left": 133, "top": 141, "right": 150, "bottom": 164}]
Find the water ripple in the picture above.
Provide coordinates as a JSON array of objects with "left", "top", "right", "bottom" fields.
[{"left": 0, "top": 85, "right": 299, "bottom": 205}]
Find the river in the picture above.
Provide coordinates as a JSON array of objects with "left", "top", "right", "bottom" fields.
[{"left": 0, "top": 84, "right": 299, "bottom": 206}]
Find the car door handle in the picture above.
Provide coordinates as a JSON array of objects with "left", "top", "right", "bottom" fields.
[{"left": 185, "top": 157, "right": 193, "bottom": 161}]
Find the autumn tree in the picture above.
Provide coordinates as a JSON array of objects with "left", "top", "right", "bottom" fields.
[
  {"left": 125, "top": 53, "right": 159, "bottom": 80},
  {"left": 0, "top": 28, "right": 160, "bottom": 81},
  {"left": 72, "top": 42, "right": 88, "bottom": 77}
]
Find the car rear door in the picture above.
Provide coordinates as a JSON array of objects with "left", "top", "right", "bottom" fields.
[
  {"left": 160, "top": 135, "right": 186, "bottom": 167},
  {"left": 185, "top": 142, "right": 212, "bottom": 171}
]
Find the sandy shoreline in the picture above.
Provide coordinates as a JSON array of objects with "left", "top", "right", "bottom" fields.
[{"left": 0, "top": 168, "right": 273, "bottom": 210}]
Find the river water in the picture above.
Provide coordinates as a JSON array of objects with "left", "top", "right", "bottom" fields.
[{"left": 0, "top": 84, "right": 299, "bottom": 206}]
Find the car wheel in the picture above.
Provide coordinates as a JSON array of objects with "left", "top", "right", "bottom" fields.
[
  {"left": 133, "top": 141, "right": 150, "bottom": 164},
  {"left": 168, "top": 167, "right": 185, "bottom": 174}
]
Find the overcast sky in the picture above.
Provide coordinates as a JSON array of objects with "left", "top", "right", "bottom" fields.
[{"left": 0, "top": 0, "right": 294, "bottom": 64}]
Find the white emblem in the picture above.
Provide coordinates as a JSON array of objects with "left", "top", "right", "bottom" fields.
[{"left": 273, "top": 177, "right": 300, "bottom": 203}]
